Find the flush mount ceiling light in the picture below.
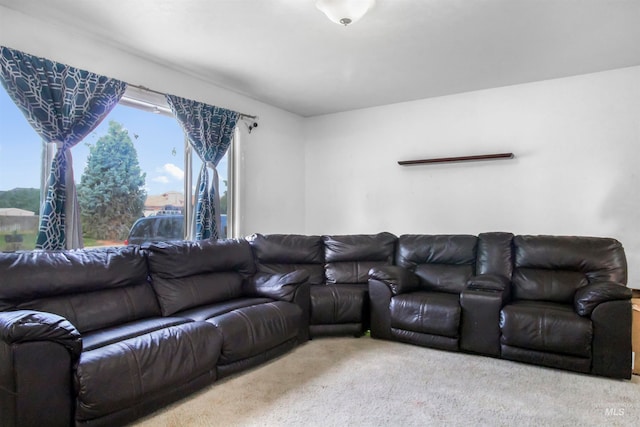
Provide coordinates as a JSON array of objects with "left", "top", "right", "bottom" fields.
[{"left": 316, "top": 0, "right": 376, "bottom": 26}]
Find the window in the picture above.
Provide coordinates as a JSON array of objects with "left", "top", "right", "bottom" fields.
[
  {"left": 0, "top": 88, "right": 42, "bottom": 251},
  {"left": 0, "top": 85, "right": 233, "bottom": 251}
]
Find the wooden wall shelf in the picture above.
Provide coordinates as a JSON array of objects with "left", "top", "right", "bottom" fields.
[{"left": 398, "top": 152, "right": 514, "bottom": 166}]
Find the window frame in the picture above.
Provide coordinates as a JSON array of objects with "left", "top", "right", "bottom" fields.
[{"left": 120, "top": 87, "right": 235, "bottom": 240}]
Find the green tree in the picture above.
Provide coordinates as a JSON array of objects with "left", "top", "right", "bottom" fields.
[
  {"left": 78, "top": 121, "right": 146, "bottom": 240},
  {"left": 219, "top": 180, "right": 228, "bottom": 214},
  {"left": 0, "top": 188, "right": 40, "bottom": 213}
]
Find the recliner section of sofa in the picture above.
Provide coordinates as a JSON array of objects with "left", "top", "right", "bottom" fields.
[
  {"left": 499, "top": 235, "right": 632, "bottom": 379},
  {"left": 145, "top": 238, "right": 309, "bottom": 378},
  {"left": 0, "top": 246, "right": 224, "bottom": 427},
  {"left": 247, "top": 233, "right": 323, "bottom": 339},
  {"left": 369, "top": 232, "right": 632, "bottom": 379},
  {"left": 248, "top": 232, "right": 396, "bottom": 338},
  {"left": 0, "top": 240, "right": 309, "bottom": 427},
  {"left": 369, "top": 234, "right": 478, "bottom": 351},
  {"left": 314, "top": 232, "right": 396, "bottom": 337}
]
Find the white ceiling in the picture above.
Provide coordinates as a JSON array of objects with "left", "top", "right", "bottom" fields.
[{"left": 2, "top": 0, "right": 640, "bottom": 117}]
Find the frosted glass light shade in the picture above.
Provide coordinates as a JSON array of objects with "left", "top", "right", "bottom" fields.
[{"left": 316, "top": 0, "right": 376, "bottom": 26}]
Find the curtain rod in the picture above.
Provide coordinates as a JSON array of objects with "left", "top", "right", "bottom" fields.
[{"left": 128, "top": 84, "right": 258, "bottom": 121}]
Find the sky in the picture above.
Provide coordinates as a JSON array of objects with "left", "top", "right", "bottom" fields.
[{"left": 0, "top": 87, "right": 228, "bottom": 196}]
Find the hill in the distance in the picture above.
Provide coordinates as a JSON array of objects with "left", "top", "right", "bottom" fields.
[{"left": 0, "top": 187, "right": 40, "bottom": 213}]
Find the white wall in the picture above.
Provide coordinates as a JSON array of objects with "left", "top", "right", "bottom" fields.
[
  {"left": 0, "top": 6, "right": 307, "bottom": 236},
  {"left": 304, "top": 67, "right": 640, "bottom": 288},
  {"left": 3, "top": 7, "right": 640, "bottom": 287}
]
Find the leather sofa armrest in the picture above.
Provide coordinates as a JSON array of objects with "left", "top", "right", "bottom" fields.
[
  {"left": 465, "top": 274, "right": 511, "bottom": 304},
  {"left": 368, "top": 266, "right": 419, "bottom": 295},
  {"left": 460, "top": 275, "right": 510, "bottom": 356},
  {"left": 1, "top": 310, "right": 81, "bottom": 427},
  {"left": 244, "top": 270, "right": 310, "bottom": 302},
  {"left": 0, "top": 310, "right": 82, "bottom": 361},
  {"left": 574, "top": 281, "right": 632, "bottom": 316},
  {"left": 466, "top": 274, "right": 510, "bottom": 292}
]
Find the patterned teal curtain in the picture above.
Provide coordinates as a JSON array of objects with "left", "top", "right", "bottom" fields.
[
  {"left": 0, "top": 46, "right": 126, "bottom": 250},
  {"left": 166, "top": 94, "right": 239, "bottom": 240}
]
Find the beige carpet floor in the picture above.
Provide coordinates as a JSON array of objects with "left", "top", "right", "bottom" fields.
[{"left": 133, "top": 337, "right": 640, "bottom": 426}]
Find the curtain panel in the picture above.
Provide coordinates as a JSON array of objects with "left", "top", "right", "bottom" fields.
[
  {"left": 166, "top": 95, "right": 239, "bottom": 240},
  {"left": 0, "top": 46, "right": 127, "bottom": 249}
]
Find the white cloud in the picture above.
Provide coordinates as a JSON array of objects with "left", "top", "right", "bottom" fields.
[
  {"left": 153, "top": 176, "right": 170, "bottom": 184},
  {"left": 159, "top": 163, "right": 184, "bottom": 180},
  {"left": 150, "top": 163, "right": 183, "bottom": 186}
]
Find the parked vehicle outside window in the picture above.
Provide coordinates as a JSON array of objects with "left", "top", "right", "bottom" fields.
[{"left": 124, "top": 214, "right": 227, "bottom": 245}]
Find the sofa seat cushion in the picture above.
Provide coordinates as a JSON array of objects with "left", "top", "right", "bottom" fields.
[
  {"left": 205, "top": 301, "right": 301, "bottom": 365},
  {"left": 82, "top": 317, "right": 192, "bottom": 351},
  {"left": 500, "top": 301, "right": 592, "bottom": 358},
  {"left": 176, "top": 297, "right": 274, "bottom": 322},
  {"left": 390, "top": 291, "right": 460, "bottom": 338},
  {"left": 75, "top": 321, "right": 222, "bottom": 422},
  {"left": 310, "top": 284, "right": 367, "bottom": 325}
]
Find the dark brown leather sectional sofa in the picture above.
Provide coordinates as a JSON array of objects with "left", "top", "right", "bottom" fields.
[
  {"left": 0, "top": 239, "right": 308, "bottom": 427},
  {"left": 0, "top": 232, "right": 633, "bottom": 426},
  {"left": 368, "top": 233, "right": 632, "bottom": 379}
]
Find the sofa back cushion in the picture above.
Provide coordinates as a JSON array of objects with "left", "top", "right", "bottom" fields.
[
  {"left": 476, "top": 232, "right": 514, "bottom": 278},
  {"left": 512, "top": 235, "right": 627, "bottom": 303},
  {"left": 248, "top": 234, "right": 325, "bottom": 285},
  {"left": 323, "top": 233, "right": 397, "bottom": 284},
  {"left": 397, "top": 235, "right": 477, "bottom": 294},
  {"left": 146, "top": 239, "right": 256, "bottom": 316},
  {"left": 0, "top": 246, "right": 158, "bottom": 333}
]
